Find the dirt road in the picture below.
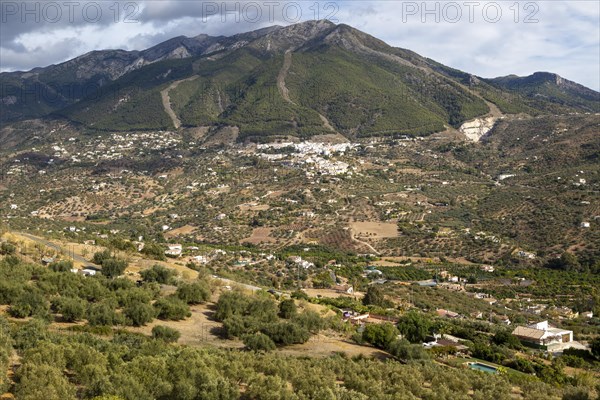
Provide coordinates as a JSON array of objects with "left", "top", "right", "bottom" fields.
[{"left": 16, "top": 232, "right": 95, "bottom": 267}]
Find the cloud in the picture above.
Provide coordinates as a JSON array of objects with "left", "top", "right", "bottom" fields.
[
  {"left": 0, "top": 0, "right": 598, "bottom": 90},
  {"left": 0, "top": 37, "right": 76, "bottom": 70}
]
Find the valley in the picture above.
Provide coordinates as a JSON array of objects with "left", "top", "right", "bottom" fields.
[{"left": 0, "top": 18, "right": 599, "bottom": 400}]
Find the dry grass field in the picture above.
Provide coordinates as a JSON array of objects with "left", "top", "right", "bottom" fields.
[
  {"left": 164, "top": 224, "right": 197, "bottom": 238},
  {"left": 238, "top": 203, "right": 270, "bottom": 212},
  {"left": 241, "top": 227, "right": 277, "bottom": 244},
  {"left": 350, "top": 221, "right": 399, "bottom": 239}
]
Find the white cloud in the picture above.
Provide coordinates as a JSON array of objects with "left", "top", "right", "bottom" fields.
[{"left": 337, "top": 1, "right": 599, "bottom": 89}]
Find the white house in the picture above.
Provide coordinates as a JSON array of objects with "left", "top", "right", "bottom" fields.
[
  {"left": 516, "top": 250, "right": 536, "bottom": 259},
  {"left": 165, "top": 244, "right": 183, "bottom": 257},
  {"left": 82, "top": 268, "right": 98, "bottom": 276},
  {"left": 192, "top": 255, "right": 209, "bottom": 264},
  {"left": 512, "top": 321, "right": 573, "bottom": 348},
  {"left": 288, "top": 256, "right": 314, "bottom": 269},
  {"left": 332, "top": 284, "right": 354, "bottom": 295}
]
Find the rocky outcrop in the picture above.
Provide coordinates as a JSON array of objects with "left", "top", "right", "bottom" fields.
[{"left": 459, "top": 116, "right": 498, "bottom": 142}]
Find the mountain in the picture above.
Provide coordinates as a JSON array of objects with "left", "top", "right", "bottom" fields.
[
  {"left": 488, "top": 72, "right": 600, "bottom": 112},
  {"left": 0, "top": 27, "right": 281, "bottom": 122},
  {"left": 1, "top": 20, "right": 598, "bottom": 141}
]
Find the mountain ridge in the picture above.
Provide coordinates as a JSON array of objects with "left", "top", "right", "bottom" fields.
[{"left": 1, "top": 20, "right": 598, "bottom": 140}]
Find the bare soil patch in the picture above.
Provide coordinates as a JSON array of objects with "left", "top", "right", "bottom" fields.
[
  {"left": 241, "top": 228, "right": 277, "bottom": 244},
  {"left": 350, "top": 221, "right": 399, "bottom": 239},
  {"left": 165, "top": 224, "right": 197, "bottom": 239},
  {"left": 127, "top": 303, "right": 242, "bottom": 348},
  {"left": 279, "top": 333, "right": 389, "bottom": 359},
  {"left": 238, "top": 203, "right": 270, "bottom": 212}
]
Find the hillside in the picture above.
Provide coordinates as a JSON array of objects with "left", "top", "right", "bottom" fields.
[
  {"left": 2, "top": 20, "right": 597, "bottom": 141},
  {"left": 489, "top": 72, "right": 600, "bottom": 112}
]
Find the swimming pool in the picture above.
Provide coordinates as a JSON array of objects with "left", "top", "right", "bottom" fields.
[{"left": 468, "top": 362, "right": 498, "bottom": 374}]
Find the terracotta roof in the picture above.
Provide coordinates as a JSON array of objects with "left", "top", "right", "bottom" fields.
[
  {"left": 436, "top": 309, "right": 460, "bottom": 318},
  {"left": 512, "top": 326, "right": 545, "bottom": 340}
]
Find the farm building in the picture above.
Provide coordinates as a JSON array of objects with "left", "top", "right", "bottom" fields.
[
  {"left": 512, "top": 321, "right": 573, "bottom": 349},
  {"left": 165, "top": 244, "right": 183, "bottom": 257},
  {"left": 436, "top": 309, "right": 461, "bottom": 319},
  {"left": 332, "top": 284, "right": 354, "bottom": 295}
]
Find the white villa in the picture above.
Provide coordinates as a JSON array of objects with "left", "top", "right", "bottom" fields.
[
  {"left": 512, "top": 321, "right": 573, "bottom": 349},
  {"left": 165, "top": 244, "right": 183, "bottom": 257}
]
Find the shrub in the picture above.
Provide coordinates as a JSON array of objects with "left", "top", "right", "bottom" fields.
[
  {"left": 362, "top": 323, "right": 399, "bottom": 349},
  {"left": 397, "top": 311, "right": 431, "bottom": 343},
  {"left": 123, "top": 302, "right": 155, "bottom": 327},
  {"left": 57, "top": 297, "right": 86, "bottom": 322},
  {"left": 243, "top": 333, "right": 276, "bottom": 352},
  {"left": 544, "top": 252, "right": 581, "bottom": 272},
  {"left": 388, "top": 339, "right": 430, "bottom": 360},
  {"left": 140, "top": 243, "right": 166, "bottom": 261},
  {"left": 591, "top": 337, "right": 600, "bottom": 360},
  {"left": 214, "top": 292, "right": 251, "bottom": 321},
  {"left": 176, "top": 281, "right": 211, "bottom": 304},
  {"left": 558, "top": 355, "right": 585, "bottom": 368},
  {"left": 492, "top": 329, "right": 522, "bottom": 348},
  {"left": 291, "top": 290, "right": 309, "bottom": 300},
  {"left": 151, "top": 326, "right": 181, "bottom": 343},
  {"left": 108, "top": 238, "right": 137, "bottom": 253},
  {"left": 505, "top": 358, "right": 536, "bottom": 374},
  {"left": 563, "top": 348, "right": 596, "bottom": 362},
  {"left": 245, "top": 298, "right": 278, "bottom": 324},
  {"left": 262, "top": 322, "right": 309, "bottom": 345},
  {"left": 49, "top": 260, "right": 73, "bottom": 272},
  {"left": 12, "top": 319, "right": 50, "bottom": 350},
  {"left": 92, "top": 250, "right": 112, "bottom": 265},
  {"left": 116, "top": 288, "right": 154, "bottom": 308},
  {"left": 222, "top": 316, "right": 248, "bottom": 339},
  {"left": 100, "top": 258, "right": 128, "bottom": 278},
  {"left": 293, "top": 310, "right": 323, "bottom": 333},
  {"left": 278, "top": 299, "right": 297, "bottom": 319},
  {"left": 87, "top": 301, "right": 122, "bottom": 327},
  {"left": 14, "top": 363, "right": 76, "bottom": 400},
  {"left": 0, "top": 242, "right": 16, "bottom": 255},
  {"left": 9, "top": 291, "right": 49, "bottom": 319},
  {"left": 470, "top": 342, "right": 511, "bottom": 364},
  {"left": 140, "top": 265, "right": 176, "bottom": 284},
  {"left": 0, "top": 281, "right": 24, "bottom": 305},
  {"left": 154, "top": 297, "right": 191, "bottom": 321},
  {"left": 362, "top": 285, "right": 390, "bottom": 307}
]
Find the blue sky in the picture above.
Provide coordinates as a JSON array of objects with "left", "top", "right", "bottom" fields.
[{"left": 1, "top": 0, "right": 599, "bottom": 90}]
